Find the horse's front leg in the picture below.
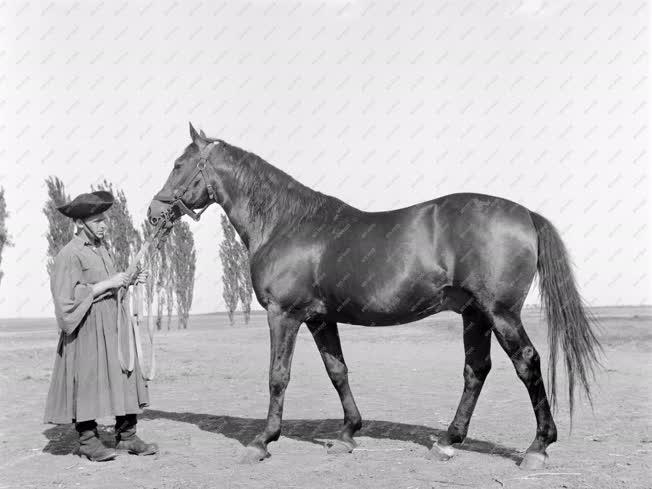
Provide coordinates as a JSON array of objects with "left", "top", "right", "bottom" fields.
[
  {"left": 241, "top": 308, "right": 302, "bottom": 463},
  {"left": 306, "top": 319, "right": 362, "bottom": 453}
]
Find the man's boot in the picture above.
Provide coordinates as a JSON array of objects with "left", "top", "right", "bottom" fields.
[
  {"left": 115, "top": 414, "right": 158, "bottom": 456},
  {"left": 75, "top": 420, "right": 117, "bottom": 462}
]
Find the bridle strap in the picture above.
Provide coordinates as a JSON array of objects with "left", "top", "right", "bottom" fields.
[
  {"left": 156, "top": 141, "right": 220, "bottom": 222},
  {"left": 81, "top": 220, "right": 102, "bottom": 243}
]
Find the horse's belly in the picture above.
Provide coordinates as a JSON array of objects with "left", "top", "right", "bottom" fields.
[{"left": 325, "top": 281, "right": 447, "bottom": 326}]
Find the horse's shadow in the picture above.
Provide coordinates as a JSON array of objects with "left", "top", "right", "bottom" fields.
[{"left": 43, "top": 409, "right": 522, "bottom": 463}]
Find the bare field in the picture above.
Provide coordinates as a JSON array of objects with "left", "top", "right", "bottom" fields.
[{"left": 1, "top": 307, "right": 651, "bottom": 489}]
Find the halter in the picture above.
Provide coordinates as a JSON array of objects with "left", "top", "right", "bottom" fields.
[{"left": 155, "top": 140, "right": 220, "bottom": 222}]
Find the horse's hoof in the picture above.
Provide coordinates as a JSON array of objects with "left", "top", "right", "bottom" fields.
[
  {"left": 519, "top": 451, "right": 548, "bottom": 470},
  {"left": 238, "top": 445, "right": 271, "bottom": 464},
  {"left": 325, "top": 438, "right": 355, "bottom": 454},
  {"left": 426, "top": 442, "right": 456, "bottom": 461}
]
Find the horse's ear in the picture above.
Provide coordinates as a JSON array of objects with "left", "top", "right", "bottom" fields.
[
  {"left": 199, "top": 130, "right": 206, "bottom": 138},
  {"left": 189, "top": 122, "right": 199, "bottom": 142}
]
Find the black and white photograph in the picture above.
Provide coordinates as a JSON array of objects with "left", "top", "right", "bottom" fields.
[{"left": 1, "top": 1, "right": 650, "bottom": 488}]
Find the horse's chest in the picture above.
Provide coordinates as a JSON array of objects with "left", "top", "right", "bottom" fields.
[{"left": 251, "top": 262, "right": 322, "bottom": 317}]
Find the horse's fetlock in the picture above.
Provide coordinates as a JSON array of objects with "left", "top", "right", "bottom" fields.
[
  {"left": 347, "top": 416, "right": 362, "bottom": 433},
  {"left": 446, "top": 423, "right": 468, "bottom": 444},
  {"left": 544, "top": 423, "right": 557, "bottom": 443},
  {"left": 268, "top": 430, "right": 281, "bottom": 443}
]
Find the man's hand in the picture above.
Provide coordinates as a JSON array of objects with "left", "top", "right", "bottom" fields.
[
  {"left": 132, "top": 269, "right": 149, "bottom": 285},
  {"left": 108, "top": 272, "right": 130, "bottom": 289}
]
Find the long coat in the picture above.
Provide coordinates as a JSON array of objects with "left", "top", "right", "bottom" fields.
[{"left": 44, "top": 233, "right": 149, "bottom": 424}]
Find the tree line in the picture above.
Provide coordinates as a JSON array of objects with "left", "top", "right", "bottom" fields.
[
  {"left": 41, "top": 176, "right": 253, "bottom": 327},
  {"left": 219, "top": 214, "right": 254, "bottom": 325}
]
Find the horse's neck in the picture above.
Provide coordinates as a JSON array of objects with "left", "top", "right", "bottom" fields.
[
  {"left": 218, "top": 185, "right": 278, "bottom": 256},
  {"left": 216, "top": 148, "right": 354, "bottom": 254},
  {"left": 214, "top": 152, "right": 285, "bottom": 254},
  {"left": 220, "top": 200, "right": 259, "bottom": 253}
]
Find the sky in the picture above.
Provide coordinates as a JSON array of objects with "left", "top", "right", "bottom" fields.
[{"left": 0, "top": 0, "right": 650, "bottom": 318}]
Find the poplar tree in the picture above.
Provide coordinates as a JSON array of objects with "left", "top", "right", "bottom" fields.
[
  {"left": 162, "top": 233, "right": 175, "bottom": 330},
  {"left": 0, "top": 187, "right": 12, "bottom": 288},
  {"left": 156, "top": 237, "right": 169, "bottom": 330},
  {"left": 44, "top": 177, "right": 73, "bottom": 277},
  {"left": 171, "top": 221, "right": 196, "bottom": 329},
  {"left": 219, "top": 214, "right": 240, "bottom": 325},
  {"left": 141, "top": 221, "right": 161, "bottom": 325},
  {"left": 235, "top": 239, "right": 254, "bottom": 324}
]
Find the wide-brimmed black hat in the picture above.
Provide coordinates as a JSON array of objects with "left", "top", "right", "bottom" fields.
[{"left": 56, "top": 190, "right": 114, "bottom": 219}]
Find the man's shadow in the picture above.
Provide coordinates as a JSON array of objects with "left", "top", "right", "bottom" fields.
[
  {"left": 42, "top": 423, "right": 117, "bottom": 455},
  {"left": 43, "top": 409, "right": 522, "bottom": 463}
]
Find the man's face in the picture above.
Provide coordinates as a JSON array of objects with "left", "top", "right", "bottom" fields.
[{"left": 79, "top": 212, "right": 108, "bottom": 240}]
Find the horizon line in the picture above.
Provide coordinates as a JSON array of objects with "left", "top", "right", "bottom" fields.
[{"left": 1, "top": 303, "right": 651, "bottom": 322}]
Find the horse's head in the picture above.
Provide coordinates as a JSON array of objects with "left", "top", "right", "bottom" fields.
[{"left": 148, "top": 122, "right": 224, "bottom": 225}]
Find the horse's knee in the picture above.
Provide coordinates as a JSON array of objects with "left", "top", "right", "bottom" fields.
[
  {"left": 323, "top": 354, "right": 349, "bottom": 386},
  {"left": 464, "top": 359, "right": 491, "bottom": 388},
  {"left": 328, "top": 363, "right": 348, "bottom": 387},
  {"left": 269, "top": 369, "right": 291, "bottom": 397}
]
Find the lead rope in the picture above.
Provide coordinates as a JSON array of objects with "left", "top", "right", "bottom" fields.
[
  {"left": 117, "top": 287, "right": 135, "bottom": 373},
  {"left": 116, "top": 220, "right": 168, "bottom": 380},
  {"left": 132, "top": 280, "right": 156, "bottom": 380}
]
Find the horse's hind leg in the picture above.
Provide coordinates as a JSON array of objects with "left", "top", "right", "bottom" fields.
[
  {"left": 490, "top": 308, "right": 557, "bottom": 470},
  {"left": 306, "top": 319, "right": 362, "bottom": 453},
  {"left": 429, "top": 305, "right": 492, "bottom": 460}
]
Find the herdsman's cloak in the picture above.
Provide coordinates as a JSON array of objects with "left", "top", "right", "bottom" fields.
[{"left": 44, "top": 233, "right": 149, "bottom": 424}]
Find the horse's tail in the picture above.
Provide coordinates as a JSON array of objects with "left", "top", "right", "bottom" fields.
[{"left": 529, "top": 211, "right": 602, "bottom": 421}]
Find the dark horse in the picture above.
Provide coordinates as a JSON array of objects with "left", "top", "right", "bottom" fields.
[{"left": 148, "top": 124, "right": 601, "bottom": 468}]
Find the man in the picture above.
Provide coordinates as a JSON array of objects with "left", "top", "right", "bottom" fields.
[{"left": 44, "top": 190, "right": 158, "bottom": 461}]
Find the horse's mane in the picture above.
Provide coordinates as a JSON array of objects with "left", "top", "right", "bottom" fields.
[{"left": 220, "top": 141, "right": 349, "bottom": 225}]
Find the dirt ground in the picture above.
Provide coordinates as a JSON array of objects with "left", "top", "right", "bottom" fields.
[{"left": 1, "top": 306, "right": 650, "bottom": 489}]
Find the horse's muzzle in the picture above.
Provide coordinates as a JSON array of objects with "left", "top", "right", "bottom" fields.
[{"left": 147, "top": 200, "right": 172, "bottom": 226}]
